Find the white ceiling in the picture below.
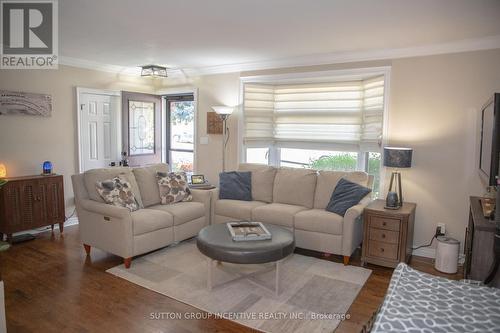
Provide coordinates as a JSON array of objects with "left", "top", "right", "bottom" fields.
[{"left": 59, "top": 0, "right": 500, "bottom": 75}]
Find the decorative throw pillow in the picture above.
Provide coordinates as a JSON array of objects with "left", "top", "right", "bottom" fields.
[
  {"left": 326, "top": 178, "right": 371, "bottom": 216},
  {"left": 219, "top": 171, "right": 252, "bottom": 201},
  {"left": 157, "top": 172, "right": 192, "bottom": 205},
  {"left": 96, "top": 176, "right": 139, "bottom": 211}
]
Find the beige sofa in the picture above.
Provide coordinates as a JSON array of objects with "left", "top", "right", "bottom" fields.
[
  {"left": 212, "top": 163, "right": 374, "bottom": 264},
  {"left": 71, "top": 164, "right": 211, "bottom": 268}
]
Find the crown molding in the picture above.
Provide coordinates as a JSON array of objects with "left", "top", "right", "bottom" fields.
[
  {"left": 59, "top": 35, "right": 500, "bottom": 78},
  {"left": 183, "top": 35, "right": 500, "bottom": 76}
]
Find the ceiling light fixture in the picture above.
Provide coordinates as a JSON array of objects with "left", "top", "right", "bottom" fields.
[{"left": 141, "top": 65, "right": 168, "bottom": 78}]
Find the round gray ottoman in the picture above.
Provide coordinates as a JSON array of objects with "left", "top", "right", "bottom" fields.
[
  {"left": 196, "top": 223, "right": 295, "bottom": 264},
  {"left": 196, "top": 223, "right": 295, "bottom": 294}
]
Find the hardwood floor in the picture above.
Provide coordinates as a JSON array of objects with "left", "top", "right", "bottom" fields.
[{"left": 0, "top": 225, "right": 462, "bottom": 333}]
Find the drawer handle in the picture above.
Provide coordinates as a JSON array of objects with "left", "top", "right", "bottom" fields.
[
  {"left": 380, "top": 248, "right": 385, "bottom": 252},
  {"left": 382, "top": 222, "right": 387, "bottom": 226},
  {"left": 103, "top": 216, "right": 111, "bottom": 221},
  {"left": 381, "top": 234, "right": 386, "bottom": 239}
]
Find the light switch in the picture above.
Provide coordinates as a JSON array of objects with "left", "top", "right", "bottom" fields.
[{"left": 200, "top": 136, "right": 209, "bottom": 145}]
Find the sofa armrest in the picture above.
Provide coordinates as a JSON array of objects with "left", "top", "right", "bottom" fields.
[
  {"left": 191, "top": 189, "right": 217, "bottom": 225},
  {"left": 80, "top": 199, "right": 131, "bottom": 219},
  {"left": 342, "top": 195, "right": 373, "bottom": 257},
  {"left": 76, "top": 199, "right": 134, "bottom": 258}
]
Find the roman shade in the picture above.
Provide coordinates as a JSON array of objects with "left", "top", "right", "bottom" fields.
[{"left": 243, "top": 75, "right": 385, "bottom": 152}]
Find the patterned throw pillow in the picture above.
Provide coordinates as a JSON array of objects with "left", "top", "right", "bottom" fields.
[
  {"left": 95, "top": 176, "right": 139, "bottom": 211},
  {"left": 157, "top": 172, "right": 192, "bottom": 205}
]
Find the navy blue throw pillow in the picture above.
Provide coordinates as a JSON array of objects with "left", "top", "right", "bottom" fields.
[
  {"left": 326, "top": 178, "right": 371, "bottom": 216},
  {"left": 219, "top": 171, "right": 252, "bottom": 201}
]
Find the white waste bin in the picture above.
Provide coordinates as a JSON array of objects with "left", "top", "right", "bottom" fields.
[{"left": 435, "top": 236, "right": 460, "bottom": 274}]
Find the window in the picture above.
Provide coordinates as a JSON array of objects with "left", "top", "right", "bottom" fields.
[
  {"left": 165, "top": 94, "right": 195, "bottom": 174},
  {"left": 281, "top": 149, "right": 358, "bottom": 170},
  {"left": 246, "top": 147, "right": 269, "bottom": 164},
  {"left": 242, "top": 71, "right": 387, "bottom": 196}
]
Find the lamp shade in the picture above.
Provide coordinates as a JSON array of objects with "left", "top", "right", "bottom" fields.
[
  {"left": 383, "top": 147, "right": 413, "bottom": 168},
  {"left": 0, "top": 164, "right": 6, "bottom": 178},
  {"left": 212, "top": 106, "right": 234, "bottom": 115}
]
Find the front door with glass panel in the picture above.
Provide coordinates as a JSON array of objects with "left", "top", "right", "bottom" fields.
[
  {"left": 165, "top": 94, "right": 195, "bottom": 174},
  {"left": 122, "top": 92, "right": 162, "bottom": 166}
]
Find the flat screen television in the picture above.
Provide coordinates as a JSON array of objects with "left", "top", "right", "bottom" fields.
[{"left": 479, "top": 93, "right": 500, "bottom": 186}]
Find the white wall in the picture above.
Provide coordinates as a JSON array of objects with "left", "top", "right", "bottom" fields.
[
  {"left": 1, "top": 49, "right": 500, "bottom": 255},
  {"left": 0, "top": 66, "right": 155, "bottom": 213}
]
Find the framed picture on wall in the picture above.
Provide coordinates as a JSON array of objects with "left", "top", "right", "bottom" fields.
[{"left": 207, "top": 112, "right": 223, "bottom": 134}]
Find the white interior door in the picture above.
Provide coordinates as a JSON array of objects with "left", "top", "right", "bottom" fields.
[{"left": 79, "top": 93, "right": 120, "bottom": 171}]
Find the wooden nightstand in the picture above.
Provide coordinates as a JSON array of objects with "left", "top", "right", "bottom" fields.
[{"left": 361, "top": 199, "right": 416, "bottom": 268}]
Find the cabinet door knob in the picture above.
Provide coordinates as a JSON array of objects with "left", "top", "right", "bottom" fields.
[
  {"left": 381, "top": 234, "right": 386, "bottom": 238},
  {"left": 380, "top": 248, "right": 385, "bottom": 252},
  {"left": 382, "top": 222, "right": 387, "bottom": 226}
]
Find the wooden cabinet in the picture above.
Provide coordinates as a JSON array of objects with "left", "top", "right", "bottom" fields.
[
  {"left": 0, "top": 175, "right": 65, "bottom": 241},
  {"left": 361, "top": 199, "right": 416, "bottom": 268},
  {"left": 464, "top": 196, "right": 499, "bottom": 287}
]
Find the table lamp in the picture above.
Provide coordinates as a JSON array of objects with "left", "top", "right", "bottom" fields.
[
  {"left": 0, "top": 164, "right": 6, "bottom": 178},
  {"left": 212, "top": 106, "right": 234, "bottom": 172},
  {"left": 383, "top": 147, "right": 413, "bottom": 209}
]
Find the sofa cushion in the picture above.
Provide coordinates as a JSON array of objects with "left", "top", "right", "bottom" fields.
[
  {"left": 219, "top": 171, "right": 252, "bottom": 201},
  {"left": 157, "top": 172, "right": 192, "bottom": 205},
  {"left": 131, "top": 209, "right": 173, "bottom": 236},
  {"left": 133, "top": 163, "right": 169, "bottom": 207},
  {"left": 294, "top": 209, "right": 343, "bottom": 235},
  {"left": 273, "top": 168, "right": 317, "bottom": 208},
  {"left": 326, "top": 178, "right": 372, "bottom": 216},
  {"left": 149, "top": 202, "right": 204, "bottom": 226},
  {"left": 238, "top": 163, "right": 277, "bottom": 203},
  {"left": 215, "top": 199, "right": 267, "bottom": 220},
  {"left": 95, "top": 176, "right": 140, "bottom": 212},
  {"left": 84, "top": 167, "right": 144, "bottom": 208},
  {"left": 252, "top": 203, "right": 307, "bottom": 228},
  {"left": 314, "top": 171, "right": 370, "bottom": 209}
]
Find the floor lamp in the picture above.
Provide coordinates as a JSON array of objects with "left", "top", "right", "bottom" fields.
[{"left": 212, "top": 106, "right": 234, "bottom": 172}]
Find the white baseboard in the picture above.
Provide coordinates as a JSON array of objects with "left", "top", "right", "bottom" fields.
[{"left": 412, "top": 247, "right": 465, "bottom": 265}]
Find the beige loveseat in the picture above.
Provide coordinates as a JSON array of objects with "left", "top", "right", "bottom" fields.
[
  {"left": 71, "top": 164, "right": 211, "bottom": 268},
  {"left": 212, "top": 164, "right": 374, "bottom": 264}
]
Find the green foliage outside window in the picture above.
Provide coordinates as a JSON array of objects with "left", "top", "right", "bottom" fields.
[
  {"left": 310, "top": 153, "right": 357, "bottom": 171},
  {"left": 309, "top": 152, "right": 381, "bottom": 197}
]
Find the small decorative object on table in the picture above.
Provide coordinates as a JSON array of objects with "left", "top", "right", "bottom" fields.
[
  {"left": 188, "top": 174, "right": 215, "bottom": 189},
  {"left": 191, "top": 174, "right": 205, "bottom": 185},
  {"left": 480, "top": 186, "right": 496, "bottom": 218},
  {"left": 42, "top": 161, "right": 53, "bottom": 175},
  {"left": 227, "top": 221, "right": 272, "bottom": 242}
]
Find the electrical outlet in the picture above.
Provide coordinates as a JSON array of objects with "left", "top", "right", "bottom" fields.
[{"left": 436, "top": 223, "right": 446, "bottom": 236}]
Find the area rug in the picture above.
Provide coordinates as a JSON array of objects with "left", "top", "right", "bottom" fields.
[{"left": 107, "top": 240, "right": 371, "bottom": 332}]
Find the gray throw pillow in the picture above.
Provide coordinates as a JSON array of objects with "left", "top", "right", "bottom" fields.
[
  {"left": 219, "top": 171, "right": 252, "bottom": 201},
  {"left": 326, "top": 178, "right": 371, "bottom": 216}
]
